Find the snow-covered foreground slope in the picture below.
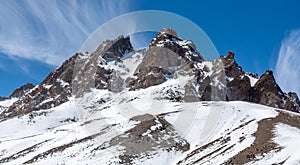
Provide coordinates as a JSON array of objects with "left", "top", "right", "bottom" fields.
[{"left": 1, "top": 84, "right": 299, "bottom": 164}]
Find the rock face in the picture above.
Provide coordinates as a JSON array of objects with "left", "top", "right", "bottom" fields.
[
  {"left": 149, "top": 28, "right": 203, "bottom": 67},
  {"left": 127, "top": 66, "right": 168, "bottom": 90},
  {"left": 253, "top": 70, "right": 285, "bottom": 108},
  {"left": 0, "top": 36, "right": 134, "bottom": 119},
  {"left": 253, "top": 70, "right": 300, "bottom": 112},
  {"left": 127, "top": 28, "right": 204, "bottom": 90},
  {"left": 189, "top": 51, "right": 251, "bottom": 102},
  {"left": 0, "top": 97, "right": 8, "bottom": 101},
  {"left": 0, "top": 83, "right": 34, "bottom": 102},
  {"left": 284, "top": 92, "right": 300, "bottom": 112},
  {"left": 4, "top": 55, "right": 77, "bottom": 118},
  {"left": 184, "top": 50, "right": 300, "bottom": 113},
  {"left": 97, "top": 35, "right": 134, "bottom": 61},
  {"left": 110, "top": 113, "right": 190, "bottom": 164},
  {"left": 221, "top": 51, "right": 251, "bottom": 101},
  {"left": 9, "top": 83, "right": 34, "bottom": 98}
]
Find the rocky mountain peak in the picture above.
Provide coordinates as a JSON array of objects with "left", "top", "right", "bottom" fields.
[
  {"left": 0, "top": 97, "right": 8, "bottom": 101},
  {"left": 0, "top": 36, "right": 134, "bottom": 119},
  {"left": 220, "top": 51, "right": 244, "bottom": 77},
  {"left": 149, "top": 28, "right": 203, "bottom": 62},
  {"left": 246, "top": 70, "right": 300, "bottom": 112},
  {"left": 224, "top": 50, "right": 235, "bottom": 59},
  {"left": 127, "top": 28, "right": 204, "bottom": 91},
  {"left": 9, "top": 83, "right": 34, "bottom": 98},
  {"left": 156, "top": 28, "right": 178, "bottom": 38},
  {"left": 262, "top": 70, "right": 275, "bottom": 80},
  {"left": 97, "top": 35, "right": 134, "bottom": 61},
  {"left": 253, "top": 70, "right": 294, "bottom": 110},
  {"left": 254, "top": 70, "right": 282, "bottom": 94},
  {"left": 0, "top": 83, "right": 34, "bottom": 101}
]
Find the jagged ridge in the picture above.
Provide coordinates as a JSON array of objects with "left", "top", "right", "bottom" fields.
[{"left": 1, "top": 28, "right": 299, "bottom": 120}]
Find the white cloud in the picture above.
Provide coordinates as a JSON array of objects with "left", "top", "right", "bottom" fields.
[
  {"left": 275, "top": 29, "right": 300, "bottom": 95},
  {"left": 0, "top": 0, "right": 132, "bottom": 66}
]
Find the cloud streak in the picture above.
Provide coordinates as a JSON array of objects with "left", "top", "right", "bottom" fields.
[
  {"left": 275, "top": 29, "right": 300, "bottom": 95},
  {"left": 0, "top": 0, "right": 132, "bottom": 66}
]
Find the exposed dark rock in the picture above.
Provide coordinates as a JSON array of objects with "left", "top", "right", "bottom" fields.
[
  {"left": 128, "top": 28, "right": 204, "bottom": 90},
  {"left": 0, "top": 97, "right": 8, "bottom": 101},
  {"left": 253, "top": 70, "right": 285, "bottom": 108},
  {"left": 0, "top": 83, "right": 34, "bottom": 102},
  {"left": 128, "top": 66, "right": 168, "bottom": 90},
  {"left": 9, "top": 83, "right": 34, "bottom": 98},
  {"left": 284, "top": 92, "right": 300, "bottom": 113},
  {"left": 109, "top": 113, "right": 190, "bottom": 164},
  {"left": 220, "top": 51, "right": 244, "bottom": 78},
  {"left": 221, "top": 51, "right": 251, "bottom": 101},
  {"left": 94, "top": 66, "right": 113, "bottom": 89},
  {"left": 3, "top": 54, "right": 78, "bottom": 118},
  {"left": 150, "top": 28, "right": 203, "bottom": 64},
  {"left": 226, "top": 75, "right": 251, "bottom": 101},
  {"left": 134, "top": 46, "right": 181, "bottom": 74},
  {"left": 97, "top": 35, "right": 134, "bottom": 61},
  {"left": 194, "top": 51, "right": 251, "bottom": 102}
]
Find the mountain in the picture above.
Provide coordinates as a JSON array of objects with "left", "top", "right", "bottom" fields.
[
  {"left": 0, "top": 35, "right": 134, "bottom": 119},
  {"left": 0, "top": 28, "right": 300, "bottom": 164}
]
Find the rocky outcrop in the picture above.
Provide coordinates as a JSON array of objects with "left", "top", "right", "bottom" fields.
[
  {"left": 9, "top": 83, "right": 34, "bottom": 98},
  {"left": 127, "top": 28, "right": 204, "bottom": 90},
  {"left": 0, "top": 97, "right": 8, "bottom": 101},
  {"left": 1, "top": 36, "right": 134, "bottom": 119},
  {"left": 127, "top": 66, "right": 168, "bottom": 90},
  {"left": 191, "top": 51, "right": 251, "bottom": 102},
  {"left": 97, "top": 35, "right": 134, "bottom": 61},
  {"left": 3, "top": 54, "right": 77, "bottom": 118},
  {"left": 0, "top": 83, "right": 34, "bottom": 102},
  {"left": 110, "top": 113, "right": 190, "bottom": 164},
  {"left": 253, "top": 70, "right": 285, "bottom": 108},
  {"left": 150, "top": 28, "right": 203, "bottom": 66},
  {"left": 189, "top": 50, "right": 300, "bottom": 113},
  {"left": 252, "top": 70, "right": 300, "bottom": 112},
  {"left": 221, "top": 51, "right": 251, "bottom": 101},
  {"left": 284, "top": 92, "right": 300, "bottom": 113}
]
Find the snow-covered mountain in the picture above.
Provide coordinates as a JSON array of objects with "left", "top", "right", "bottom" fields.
[{"left": 0, "top": 28, "right": 300, "bottom": 164}]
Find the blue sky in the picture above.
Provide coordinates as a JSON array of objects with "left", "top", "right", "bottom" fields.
[{"left": 1, "top": 0, "right": 300, "bottom": 96}]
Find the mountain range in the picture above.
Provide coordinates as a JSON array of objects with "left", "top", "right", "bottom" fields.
[{"left": 0, "top": 28, "right": 300, "bottom": 164}]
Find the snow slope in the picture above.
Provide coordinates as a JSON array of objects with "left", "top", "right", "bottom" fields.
[{"left": 1, "top": 78, "right": 299, "bottom": 164}]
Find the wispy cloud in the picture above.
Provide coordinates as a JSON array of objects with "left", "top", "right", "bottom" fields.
[
  {"left": 275, "top": 29, "right": 300, "bottom": 95},
  {"left": 0, "top": 0, "right": 132, "bottom": 66}
]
